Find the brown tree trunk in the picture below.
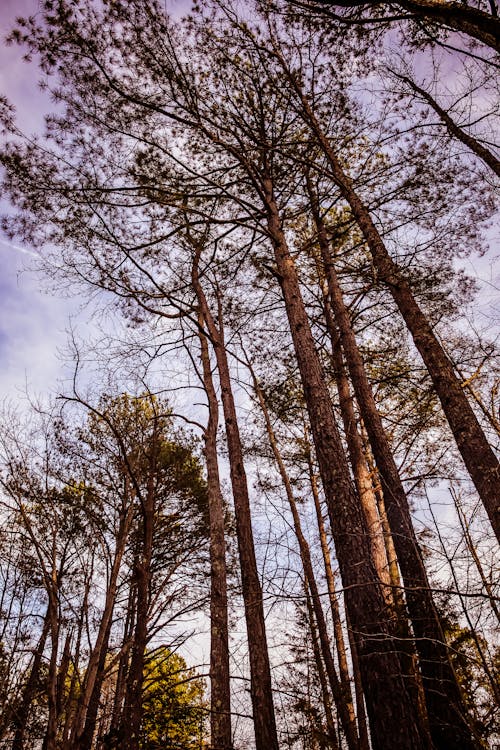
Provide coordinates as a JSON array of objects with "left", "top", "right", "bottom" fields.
[
  {"left": 71, "top": 504, "right": 134, "bottom": 747},
  {"left": 316, "top": 271, "right": 392, "bottom": 598},
  {"left": 78, "top": 616, "right": 113, "bottom": 750},
  {"left": 263, "top": 176, "right": 426, "bottom": 750},
  {"left": 43, "top": 586, "right": 60, "bottom": 750},
  {"left": 309, "top": 190, "right": 477, "bottom": 750},
  {"left": 198, "top": 313, "right": 233, "bottom": 750},
  {"left": 11, "top": 607, "right": 51, "bottom": 750},
  {"left": 304, "top": 582, "right": 340, "bottom": 750},
  {"left": 249, "top": 367, "right": 358, "bottom": 749},
  {"left": 285, "top": 68, "right": 500, "bottom": 544},
  {"left": 120, "top": 463, "right": 157, "bottom": 750},
  {"left": 191, "top": 253, "right": 279, "bottom": 750},
  {"left": 307, "top": 458, "right": 369, "bottom": 750}
]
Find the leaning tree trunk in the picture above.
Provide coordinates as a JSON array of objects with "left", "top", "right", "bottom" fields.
[
  {"left": 309, "top": 189, "right": 478, "bottom": 750},
  {"left": 250, "top": 368, "right": 358, "bottom": 749},
  {"left": 263, "top": 174, "right": 427, "bottom": 750},
  {"left": 284, "top": 66, "right": 500, "bottom": 544},
  {"left": 191, "top": 251, "right": 279, "bottom": 750},
  {"left": 198, "top": 313, "right": 233, "bottom": 750}
]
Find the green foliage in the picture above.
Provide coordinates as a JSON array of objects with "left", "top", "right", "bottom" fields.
[{"left": 140, "top": 648, "right": 207, "bottom": 749}]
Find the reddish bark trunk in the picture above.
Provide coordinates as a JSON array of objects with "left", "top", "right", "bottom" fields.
[
  {"left": 192, "top": 255, "right": 278, "bottom": 750},
  {"left": 310, "top": 192, "right": 477, "bottom": 749},
  {"left": 263, "top": 177, "right": 426, "bottom": 750},
  {"left": 198, "top": 314, "right": 233, "bottom": 750},
  {"left": 290, "top": 74, "right": 500, "bottom": 545}
]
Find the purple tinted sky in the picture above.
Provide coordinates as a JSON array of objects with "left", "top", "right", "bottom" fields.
[
  {"left": 0, "top": 0, "right": 192, "bottom": 408},
  {"left": 0, "top": 0, "right": 74, "bottom": 406}
]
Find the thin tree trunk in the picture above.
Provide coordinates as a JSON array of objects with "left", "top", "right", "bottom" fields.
[
  {"left": 263, "top": 175, "right": 426, "bottom": 750},
  {"left": 307, "top": 458, "right": 370, "bottom": 750},
  {"left": 78, "top": 616, "right": 113, "bottom": 750},
  {"left": 282, "top": 63, "right": 500, "bottom": 544},
  {"left": 309, "top": 182, "right": 479, "bottom": 750},
  {"left": 71, "top": 505, "right": 134, "bottom": 746},
  {"left": 11, "top": 607, "right": 51, "bottom": 750},
  {"left": 452, "top": 488, "right": 500, "bottom": 624},
  {"left": 191, "top": 251, "right": 279, "bottom": 750},
  {"left": 345, "top": 611, "right": 370, "bottom": 750},
  {"left": 120, "top": 457, "right": 158, "bottom": 750},
  {"left": 249, "top": 366, "right": 358, "bottom": 749},
  {"left": 304, "top": 582, "right": 340, "bottom": 750},
  {"left": 198, "top": 313, "right": 233, "bottom": 750},
  {"left": 43, "top": 587, "right": 60, "bottom": 750}
]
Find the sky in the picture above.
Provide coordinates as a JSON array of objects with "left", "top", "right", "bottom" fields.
[
  {"left": 0, "top": 0, "right": 194, "bottom": 411},
  {"left": 0, "top": 0, "right": 74, "bottom": 408}
]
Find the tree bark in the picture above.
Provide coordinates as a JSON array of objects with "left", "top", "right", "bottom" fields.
[
  {"left": 191, "top": 253, "right": 279, "bottom": 750},
  {"left": 263, "top": 175, "right": 426, "bottom": 750},
  {"left": 308, "top": 187, "right": 477, "bottom": 749},
  {"left": 307, "top": 458, "right": 370, "bottom": 750},
  {"left": 198, "top": 313, "right": 233, "bottom": 750},
  {"left": 250, "top": 367, "right": 359, "bottom": 749},
  {"left": 286, "top": 70, "right": 500, "bottom": 545}
]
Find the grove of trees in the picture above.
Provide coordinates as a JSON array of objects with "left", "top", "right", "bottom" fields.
[{"left": 0, "top": 0, "right": 498, "bottom": 749}]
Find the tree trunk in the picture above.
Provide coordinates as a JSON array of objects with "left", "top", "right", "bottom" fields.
[
  {"left": 78, "top": 616, "right": 113, "bottom": 750},
  {"left": 198, "top": 313, "right": 233, "bottom": 750},
  {"left": 11, "top": 607, "right": 51, "bottom": 750},
  {"left": 286, "top": 71, "right": 500, "bottom": 544},
  {"left": 191, "top": 254, "right": 279, "bottom": 750},
  {"left": 71, "top": 505, "right": 134, "bottom": 747},
  {"left": 307, "top": 458, "right": 369, "bottom": 750},
  {"left": 304, "top": 581, "right": 340, "bottom": 750},
  {"left": 250, "top": 367, "right": 358, "bottom": 749},
  {"left": 310, "top": 190, "right": 477, "bottom": 750},
  {"left": 120, "top": 465, "right": 157, "bottom": 750},
  {"left": 263, "top": 176, "right": 426, "bottom": 750}
]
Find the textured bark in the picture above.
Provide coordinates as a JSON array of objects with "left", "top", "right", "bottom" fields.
[
  {"left": 120, "top": 445, "right": 159, "bottom": 750},
  {"left": 310, "top": 195, "right": 477, "bottom": 749},
  {"left": 250, "top": 369, "right": 358, "bottom": 749},
  {"left": 263, "top": 177, "right": 426, "bottom": 750},
  {"left": 192, "top": 255, "right": 278, "bottom": 750},
  {"left": 317, "top": 272, "right": 392, "bottom": 598},
  {"left": 308, "top": 461, "right": 369, "bottom": 750},
  {"left": 198, "top": 314, "right": 233, "bottom": 750},
  {"left": 289, "top": 76, "right": 500, "bottom": 545},
  {"left": 304, "top": 582, "right": 340, "bottom": 749}
]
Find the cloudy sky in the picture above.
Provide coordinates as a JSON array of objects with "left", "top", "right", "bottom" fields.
[
  {"left": 0, "top": 1, "right": 71, "bottom": 408},
  {"left": 0, "top": 0, "right": 192, "bottom": 410}
]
